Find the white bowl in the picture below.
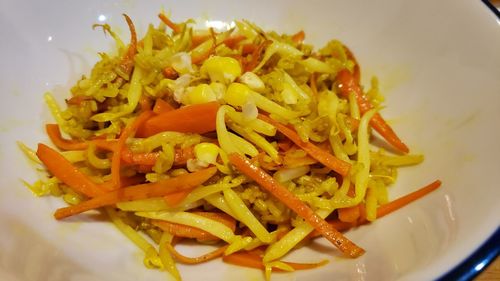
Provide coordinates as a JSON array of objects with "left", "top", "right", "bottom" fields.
[{"left": 0, "top": 0, "right": 499, "bottom": 280}]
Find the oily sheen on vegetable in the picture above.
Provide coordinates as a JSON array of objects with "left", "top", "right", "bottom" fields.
[{"left": 20, "top": 11, "right": 441, "bottom": 281}]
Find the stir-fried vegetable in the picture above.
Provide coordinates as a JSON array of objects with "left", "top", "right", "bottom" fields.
[{"left": 21, "top": 12, "right": 440, "bottom": 281}]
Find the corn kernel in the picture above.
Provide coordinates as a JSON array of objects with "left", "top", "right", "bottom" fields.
[
  {"left": 185, "top": 84, "right": 216, "bottom": 105},
  {"left": 194, "top": 142, "right": 220, "bottom": 164},
  {"left": 200, "top": 56, "right": 242, "bottom": 84},
  {"left": 224, "top": 82, "right": 252, "bottom": 107}
]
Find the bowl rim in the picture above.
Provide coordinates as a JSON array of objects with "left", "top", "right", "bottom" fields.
[
  {"left": 435, "top": 4, "right": 500, "bottom": 279},
  {"left": 437, "top": 228, "right": 500, "bottom": 280},
  {"left": 481, "top": 0, "right": 500, "bottom": 17}
]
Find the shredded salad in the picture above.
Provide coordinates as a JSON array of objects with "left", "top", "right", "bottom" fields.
[{"left": 20, "top": 12, "right": 441, "bottom": 280}]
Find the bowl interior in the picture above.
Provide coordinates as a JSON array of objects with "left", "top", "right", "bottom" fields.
[{"left": 0, "top": 0, "right": 499, "bottom": 280}]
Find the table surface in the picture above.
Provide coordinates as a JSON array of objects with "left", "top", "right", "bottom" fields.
[{"left": 477, "top": 256, "right": 500, "bottom": 281}]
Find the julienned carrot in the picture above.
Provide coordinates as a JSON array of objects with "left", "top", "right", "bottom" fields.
[
  {"left": 117, "top": 14, "right": 138, "bottom": 78},
  {"left": 36, "top": 143, "right": 104, "bottom": 197},
  {"left": 191, "top": 34, "right": 211, "bottom": 49},
  {"left": 153, "top": 98, "right": 176, "bottom": 114},
  {"left": 66, "top": 95, "right": 92, "bottom": 106},
  {"left": 139, "top": 95, "right": 152, "bottom": 111},
  {"left": 154, "top": 220, "right": 220, "bottom": 241},
  {"left": 244, "top": 40, "right": 270, "bottom": 72},
  {"left": 137, "top": 101, "right": 220, "bottom": 137},
  {"left": 166, "top": 243, "right": 228, "bottom": 264},
  {"left": 110, "top": 110, "right": 154, "bottom": 190},
  {"left": 46, "top": 124, "right": 118, "bottom": 151},
  {"left": 191, "top": 43, "right": 215, "bottom": 65},
  {"left": 162, "top": 66, "right": 179, "bottom": 80},
  {"left": 192, "top": 211, "right": 237, "bottom": 230},
  {"left": 376, "top": 179, "right": 442, "bottom": 218},
  {"left": 241, "top": 43, "right": 257, "bottom": 56},
  {"left": 222, "top": 35, "right": 247, "bottom": 49},
  {"left": 338, "top": 205, "right": 360, "bottom": 223},
  {"left": 121, "top": 149, "right": 159, "bottom": 166},
  {"left": 228, "top": 153, "right": 364, "bottom": 258},
  {"left": 309, "top": 180, "right": 442, "bottom": 238},
  {"left": 342, "top": 45, "right": 360, "bottom": 84},
  {"left": 223, "top": 251, "right": 328, "bottom": 271},
  {"left": 338, "top": 185, "right": 360, "bottom": 223},
  {"left": 46, "top": 124, "right": 88, "bottom": 151},
  {"left": 53, "top": 166, "right": 217, "bottom": 220},
  {"left": 163, "top": 190, "right": 192, "bottom": 207},
  {"left": 258, "top": 114, "right": 351, "bottom": 177},
  {"left": 46, "top": 124, "right": 193, "bottom": 167},
  {"left": 153, "top": 211, "right": 236, "bottom": 241},
  {"left": 158, "top": 13, "right": 181, "bottom": 34},
  {"left": 173, "top": 146, "right": 195, "bottom": 166},
  {"left": 336, "top": 69, "right": 409, "bottom": 153},
  {"left": 291, "top": 30, "right": 305, "bottom": 44}
]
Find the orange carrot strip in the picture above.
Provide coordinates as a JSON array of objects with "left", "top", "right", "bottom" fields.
[
  {"left": 117, "top": 14, "right": 137, "bottom": 77},
  {"left": 139, "top": 95, "right": 152, "bottom": 111},
  {"left": 338, "top": 205, "right": 360, "bottom": 223},
  {"left": 153, "top": 212, "right": 235, "bottom": 241},
  {"left": 46, "top": 124, "right": 88, "bottom": 151},
  {"left": 291, "top": 30, "right": 305, "bottom": 44},
  {"left": 192, "top": 211, "right": 236, "bottom": 231},
  {"left": 162, "top": 66, "right": 179, "bottom": 79},
  {"left": 309, "top": 180, "right": 442, "bottom": 238},
  {"left": 338, "top": 185, "right": 360, "bottom": 223},
  {"left": 173, "top": 146, "right": 195, "bottom": 166},
  {"left": 228, "top": 153, "right": 364, "bottom": 258},
  {"left": 46, "top": 124, "right": 120, "bottom": 152},
  {"left": 119, "top": 175, "right": 145, "bottom": 188},
  {"left": 138, "top": 101, "right": 220, "bottom": 137},
  {"left": 153, "top": 220, "right": 220, "bottom": 241},
  {"left": 222, "top": 34, "right": 246, "bottom": 49},
  {"left": 166, "top": 243, "right": 228, "bottom": 264},
  {"left": 258, "top": 114, "right": 351, "bottom": 176},
  {"left": 244, "top": 40, "right": 270, "bottom": 72},
  {"left": 342, "top": 45, "right": 360, "bottom": 84},
  {"left": 53, "top": 166, "right": 217, "bottom": 219},
  {"left": 163, "top": 190, "right": 193, "bottom": 207},
  {"left": 241, "top": 43, "right": 257, "bottom": 56},
  {"left": 153, "top": 98, "right": 176, "bottom": 114},
  {"left": 223, "top": 251, "right": 327, "bottom": 271},
  {"left": 121, "top": 149, "right": 159, "bottom": 166},
  {"left": 376, "top": 180, "right": 442, "bottom": 218},
  {"left": 336, "top": 69, "right": 409, "bottom": 153},
  {"left": 36, "top": 143, "right": 104, "bottom": 197},
  {"left": 111, "top": 110, "right": 154, "bottom": 190},
  {"left": 191, "top": 44, "right": 215, "bottom": 65},
  {"left": 191, "top": 34, "right": 211, "bottom": 49},
  {"left": 66, "top": 95, "right": 92, "bottom": 106},
  {"left": 158, "top": 13, "right": 181, "bottom": 33}
]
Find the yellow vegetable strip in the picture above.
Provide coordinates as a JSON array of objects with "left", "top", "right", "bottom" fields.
[
  {"left": 204, "top": 193, "right": 237, "bottom": 218},
  {"left": 216, "top": 105, "right": 240, "bottom": 155},
  {"left": 136, "top": 211, "right": 235, "bottom": 243},
  {"left": 91, "top": 67, "right": 144, "bottom": 122},
  {"left": 223, "top": 188, "right": 273, "bottom": 243},
  {"left": 86, "top": 143, "right": 110, "bottom": 169},
  {"left": 226, "top": 109, "right": 276, "bottom": 136},
  {"left": 107, "top": 208, "right": 162, "bottom": 268},
  {"left": 263, "top": 208, "right": 333, "bottom": 262},
  {"left": 228, "top": 123, "right": 279, "bottom": 161},
  {"left": 352, "top": 109, "right": 378, "bottom": 204},
  {"left": 17, "top": 141, "right": 41, "bottom": 164},
  {"left": 159, "top": 232, "right": 181, "bottom": 281},
  {"left": 229, "top": 133, "right": 259, "bottom": 157}
]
